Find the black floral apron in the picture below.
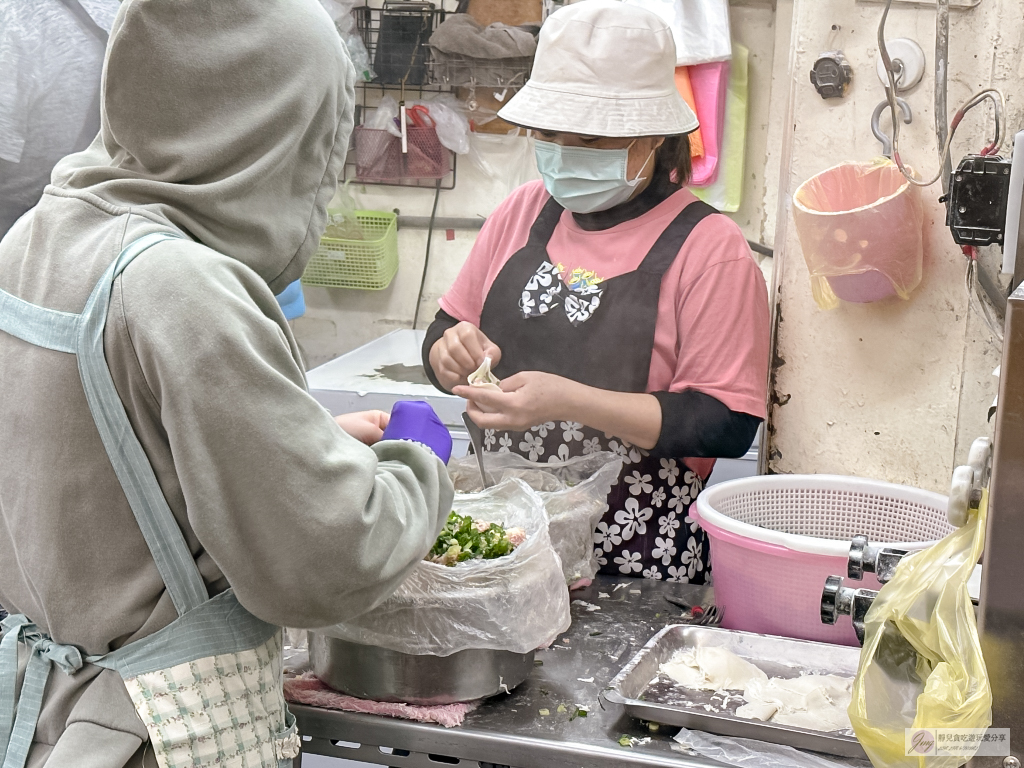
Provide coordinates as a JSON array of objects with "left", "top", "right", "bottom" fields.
[{"left": 478, "top": 196, "right": 717, "bottom": 583}]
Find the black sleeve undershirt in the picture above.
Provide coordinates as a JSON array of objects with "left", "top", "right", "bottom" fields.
[
  {"left": 651, "top": 390, "right": 761, "bottom": 460},
  {"left": 422, "top": 308, "right": 460, "bottom": 393},
  {"left": 421, "top": 308, "right": 761, "bottom": 459}
]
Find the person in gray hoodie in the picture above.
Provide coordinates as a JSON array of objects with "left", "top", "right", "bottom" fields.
[{"left": 0, "top": 1, "right": 453, "bottom": 765}]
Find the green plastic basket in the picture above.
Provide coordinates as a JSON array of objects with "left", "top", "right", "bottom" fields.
[{"left": 302, "top": 211, "right": 399, "bottom": 290}]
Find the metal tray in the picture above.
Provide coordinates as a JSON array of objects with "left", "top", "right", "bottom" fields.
[
  {"left": 309, "top": 632, "right": 534, "bottom": 705},
  {"left": 603, "top": 625, "right": 867, "bottom": 760}
]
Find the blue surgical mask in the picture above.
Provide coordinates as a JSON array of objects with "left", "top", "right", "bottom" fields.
[{"left": 534, "top": 139, "right": 654, "bottom": 214}]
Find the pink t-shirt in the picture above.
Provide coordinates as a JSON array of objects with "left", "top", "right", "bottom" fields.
[{"left": 440, "top": 180, "right": 770, "bottom": 478}]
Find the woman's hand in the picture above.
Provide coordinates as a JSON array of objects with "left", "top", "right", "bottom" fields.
[
  {"left": 429, "top": 322, "right": 502, "bottom": 392},
  {"left": 455, "top": 374, "right": 664, "bottom": 450},
  {"left": 334, "top": 410, "right": 390, "bottom": 445},
  {"left": 453, "top": 371, "right": 579, "bottom": 432}
]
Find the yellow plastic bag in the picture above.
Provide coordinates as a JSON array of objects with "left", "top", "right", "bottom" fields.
[{"left": 850, "top": 493, "right": 992, "bottom": 768}]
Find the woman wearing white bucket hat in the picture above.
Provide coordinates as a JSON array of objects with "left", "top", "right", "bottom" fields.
[{"left": 424, "top": 0, "right": 770, "bottom": 584}]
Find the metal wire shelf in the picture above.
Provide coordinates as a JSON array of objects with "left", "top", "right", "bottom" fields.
[
  {"left": 348, "top": 3, "right": 457, "bottom": 189},
  {"left": 427, "top": 49, "right": 532, "bottom": 88}
]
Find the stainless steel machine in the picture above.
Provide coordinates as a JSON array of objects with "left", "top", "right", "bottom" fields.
[{"left": 974, "top": 278, "right": 1024, "bottom": 767}]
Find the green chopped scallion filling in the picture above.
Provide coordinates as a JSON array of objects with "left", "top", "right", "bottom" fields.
[{"left": 427, "top": 512, "right": 518, "bottom": 566}]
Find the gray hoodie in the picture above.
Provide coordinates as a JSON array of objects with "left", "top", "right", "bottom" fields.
[{"left": 0, "top": 1, "right": 453, "bottom": 765}]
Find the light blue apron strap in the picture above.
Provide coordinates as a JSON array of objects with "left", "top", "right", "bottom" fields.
[
  {"left": 0, "top": 620, "right": 20, "bottom": 758},
  {"left": 76, "top": 232, "right": 209, "bottom": 616},
  {"left": 0, "top": 615, "right": 83, "bottom": 768},
  {"left": 88, "top": 589, "right": 278, "bottom": 679},
  {"left": 0, "top": 289, "right": 80, "bottom": 353},
  {"left": 0, "top": 234, "right": 273, "bottom": 766}
]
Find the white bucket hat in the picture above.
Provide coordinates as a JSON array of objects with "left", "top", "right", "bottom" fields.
[{"left": 497, "top": 0, "right": 699, "bottom": 138}]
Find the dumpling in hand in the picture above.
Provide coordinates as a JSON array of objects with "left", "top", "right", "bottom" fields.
[{"left": 468, "top": 356, "right": 501, "bottom": 390}]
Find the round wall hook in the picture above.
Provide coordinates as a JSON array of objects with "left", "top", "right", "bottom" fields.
[{"left": 876, "top": 38, "right": 925, "bottom": 92}]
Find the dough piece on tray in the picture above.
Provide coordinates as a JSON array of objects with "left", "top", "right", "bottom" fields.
[
  {"left": 743, "top": 674, "right": 853, "bottom": 732},
  {"left": 468, "top": 356, "right": 501, "bottom": 390},
  {"left": 661, "top": 647, "right": 768, "bottom": 692},
  {"left": 659, "top": 646, "right": 854, "bottom": 734},
  {"left": 772, "top": 696, "right": 850, "bottom": 733},
  {"left": 660, "top": 650, "right": 706, "bottom": 689},
  {"left": 735, "top": 700, "right": 778, "bottom": 721},
  {"left": 697, "top": 647, "right": 769, "bottom": 691}
]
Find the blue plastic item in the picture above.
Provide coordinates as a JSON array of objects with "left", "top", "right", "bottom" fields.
[
  {"left": 275, "top": 280, "right": 306, "bottom": 320},
  {"left": 382, "top": 400, "right": 453, "bottom": 464}
]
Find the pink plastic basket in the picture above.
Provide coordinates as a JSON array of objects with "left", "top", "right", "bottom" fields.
[
  {"left": 694, "top": 475, "right": 953, "bottom": 646},
  {"left": 354, "top": 125, "right": 450, "bottom": 182}
]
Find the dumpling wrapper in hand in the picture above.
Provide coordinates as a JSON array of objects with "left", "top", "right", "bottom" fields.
[{"left": 468, "top": 356, "right": 501, "bottom": 390}]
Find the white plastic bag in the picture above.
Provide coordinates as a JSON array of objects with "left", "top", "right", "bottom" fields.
[
  {"left": 673, "top": 728, "right": 868, "bottom": 768},
  {"left": 365, "top": 95, "right": 402, "bottom": 137},
  {"left": 398, "top": 95, "right": 471, "bottom": 155},
  {"left": 318, "top": 0, "right": 375, "bottom": 81},
  {"left": 422, "top": 100, "right": 470, "bottom": 155},
  {"left": 318, "top": 479, "right": 570, "bottom": 656},
  {"left": 467, "top": 130, "right": 539, "bottom": 197},
  {"left": 324, "top": 180, "right": 364, "bottom": 240},
  {"left": 448, "top": 452, "right": 623, "bottom": 584},
  {"left": 282, "top": 628, "right": 310, "bottom": 675},
  {"left": 342, "top": 32, "right": 374, "bottom": 82},
  {"left": 318, "top": 0, "right": 356, "bottom": 24},
  {"left": 621, "top": 0, "right": 731, "bottom": 66}
]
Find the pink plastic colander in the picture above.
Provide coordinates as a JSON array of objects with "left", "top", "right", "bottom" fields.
[{"left": 694, "top": 475, "right": 953, "bottom": 646}]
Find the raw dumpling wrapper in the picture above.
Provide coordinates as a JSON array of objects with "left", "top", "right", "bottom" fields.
[
  {"left": 468, "top": 356, "right": 501, "bottom": 390},
  {"left": 661, "top": 647, "right": 768, "bottom": 692},
  {"left": 743, "top": 674, "right": 853, "bottom": 732},
  {"left": 735, "top": 700, "right": 778, "bottom": 721},
  {"left": 659, "top": 646, "right": 854, "bottom": 734}
]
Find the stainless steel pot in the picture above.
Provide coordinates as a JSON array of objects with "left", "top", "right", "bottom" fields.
[{"left": 308, "top": 632, "right": 535, "bottom": 705}]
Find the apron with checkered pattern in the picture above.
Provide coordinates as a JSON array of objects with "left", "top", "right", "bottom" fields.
[{"left": 0, "top": 233, "right": 298, "bottom": 768}]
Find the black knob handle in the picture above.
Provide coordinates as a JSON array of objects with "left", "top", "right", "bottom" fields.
[
  {"left": 848, "top": 535, "right": 869, "bottom": 580},
  {"left": 821, "top": 575, "right": 842, "bottom": 625}
]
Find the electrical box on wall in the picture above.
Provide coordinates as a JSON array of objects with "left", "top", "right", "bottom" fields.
[
  {"left": 944, "top": 154, "right": 1013, "bottom": 248},
  {"left": 940, "top": 129, "right": 1024, "bottom": 284}
]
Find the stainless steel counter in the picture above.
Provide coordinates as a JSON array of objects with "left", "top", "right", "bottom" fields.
[{"left": 294, "top": 574, "right": 724, "bottom": 768}]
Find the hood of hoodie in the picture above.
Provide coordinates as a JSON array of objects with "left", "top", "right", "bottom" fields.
[{"left": 50, "top": 0, "right": 354, "bottom": 294}]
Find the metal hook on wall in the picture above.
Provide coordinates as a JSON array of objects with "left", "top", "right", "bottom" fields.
[{"left": 871, "top": 97, "right": 913, "bottom": 159}]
